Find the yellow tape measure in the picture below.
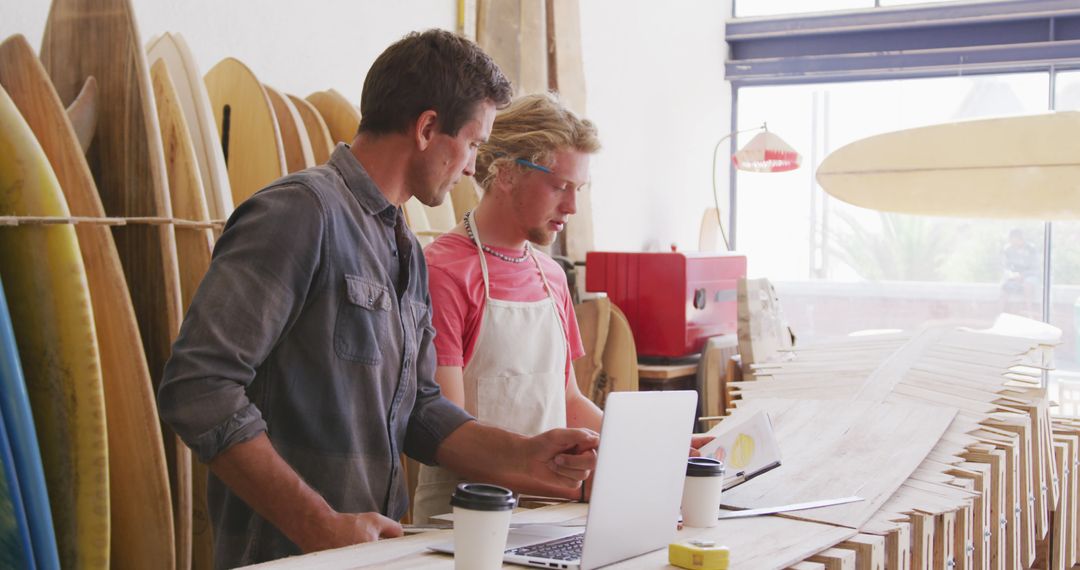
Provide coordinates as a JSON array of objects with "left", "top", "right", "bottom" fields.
[{"left": 669, "top": 539, "right": 730, "bottom": 570}]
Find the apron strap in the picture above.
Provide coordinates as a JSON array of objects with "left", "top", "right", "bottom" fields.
[{"left": 464, "top": 210, "right": 492, "bottom": 299}]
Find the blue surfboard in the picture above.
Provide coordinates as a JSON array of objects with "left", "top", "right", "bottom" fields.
[
  {"left": 0, "top": 277, "right": 58, "bottom": 569},
  {"left": 0, "top": 402, "right": 35, "bottom": 568}
]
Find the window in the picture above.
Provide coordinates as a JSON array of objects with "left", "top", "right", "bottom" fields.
[{"left": 736, "top": 73, "right": 1049, "bottom": 340}]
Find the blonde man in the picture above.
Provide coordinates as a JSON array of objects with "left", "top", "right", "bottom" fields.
[{"left": 412, "top": 93, "right": 603, "bottom": 522}]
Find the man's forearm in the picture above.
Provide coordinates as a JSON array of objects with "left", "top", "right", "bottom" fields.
[
  {"left": 209, "top": 432, "right": 335, "bottom": 547},
  {"left": 434, "top": 421, "right": 594, "bottom": 500}
]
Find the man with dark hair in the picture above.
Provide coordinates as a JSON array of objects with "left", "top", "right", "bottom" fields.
[{"left": 158, "top": 29, "right": 598, "bottom": 568}]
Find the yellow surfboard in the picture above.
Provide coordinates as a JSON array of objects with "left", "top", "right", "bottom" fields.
[
  {"left": 289, "top": 93, "right": 334, "bottom": 164},
  {"left": 204, "top": 57, "right": 287, "bottom": 206},
  {"left": 41, "top": 0, "right": 190, "bottom": 567},
  {"left": 150, "top": 59, "right": 216, "bottom": 570},
  {"left": 147, "top": 32, "right": 235, "bottom": 229},
  {"left": 0, "top": 33, "right": 175, "bottom": 570},
  {"left": 0, "top": 84, "right": 109, "bottom": 570},
  {"left": 265, "top": 84, "right": 314, "bottom": 173},
  {"left": 306, "top": 89, "right": 361, "bottom": 145},
  {"left": 816, "top": 111, "right": 1080, "bottom": 219}
]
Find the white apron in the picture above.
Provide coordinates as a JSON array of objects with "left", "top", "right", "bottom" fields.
[{"left": 412, "top": 212, "right": 568, "bottom": 523}]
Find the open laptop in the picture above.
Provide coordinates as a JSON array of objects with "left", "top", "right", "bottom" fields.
[{"left": 431, "top": 390, "right": 697, "bottom": 569}]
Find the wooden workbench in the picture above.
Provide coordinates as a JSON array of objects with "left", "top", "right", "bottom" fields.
[{"left": 239, "top": 503, "right": 856, "bottom": 570}]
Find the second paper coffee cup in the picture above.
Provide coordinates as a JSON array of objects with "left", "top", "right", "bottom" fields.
[{"left": 681, "top": 457, "right": 725, "bottom": 528}]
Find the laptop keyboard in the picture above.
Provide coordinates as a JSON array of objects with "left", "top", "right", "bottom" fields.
[{"left": 507, "top": 532, "right": 585, "bottom": 561}]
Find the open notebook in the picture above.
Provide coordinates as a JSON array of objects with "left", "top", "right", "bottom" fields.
[{"left": 697, "top": 410, "right": 782, "bottom": 490}]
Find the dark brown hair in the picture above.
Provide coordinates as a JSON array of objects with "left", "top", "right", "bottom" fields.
[{"left": 358, "top": 29, "right": 512, "bottom": 137}]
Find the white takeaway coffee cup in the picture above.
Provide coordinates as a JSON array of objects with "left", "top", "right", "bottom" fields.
[
  {"left": 450, "top": 482, "right": 517, "bottom": 570},
  {"left": 681, "top": 457, "right": 726, "bottom": 528}
]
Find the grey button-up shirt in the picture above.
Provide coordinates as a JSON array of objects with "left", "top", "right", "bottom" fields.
[{"left": 158, "top": 144, "right": 473, "bottom": 568}]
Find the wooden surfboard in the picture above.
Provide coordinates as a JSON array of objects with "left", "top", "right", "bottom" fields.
[
  {"left": 204, "top": 57, "right": 287, "bottom": 206},
  {"left": 265, "top": 84, "right": 314, "bottom": 173},
  {"left": 0, "top": 33, "right": 175, "bottom": 570},
  {"left": 288, "top": 94, "right": 333, "bottom": 164},
  {"left": 816, "top": 111, "right": 1080, "bottom": 219},
  {"left": 0, "top": 84, "right": 110, "bottom": 570},
  {"left": 305, "top": 89, "right": 360, "bottom": 145},
  {"left": 150, "top": 59, "right": 216, "bottom": 570},
  {"left": 40, "top": 1, "right": 190, "bottom": 568},
  {"left": 0, "top": 278, "right": 54, "bottom": 570},
  {"left": 147, "top": 32, "right": 235, "bottom": 228}
]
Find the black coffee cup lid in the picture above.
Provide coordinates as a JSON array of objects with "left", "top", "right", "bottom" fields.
[
  {"left": 686, "top": 457, "right": 725, "bottom": 477},
  {"left": 450, "top": 483, "right": 517, "bottom": 511}
]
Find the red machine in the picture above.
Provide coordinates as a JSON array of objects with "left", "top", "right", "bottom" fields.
[{"left": 585, "top": 252, "right": 747, "bottom": 358}]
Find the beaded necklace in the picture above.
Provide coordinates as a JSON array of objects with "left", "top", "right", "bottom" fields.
[{"left": 463, "top": 210, "right": 531, "bottom": 263}]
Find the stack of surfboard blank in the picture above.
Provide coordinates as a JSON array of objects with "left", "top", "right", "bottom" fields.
[{"left": 729, "top": 326, "right": 1069, "bottom": 570}]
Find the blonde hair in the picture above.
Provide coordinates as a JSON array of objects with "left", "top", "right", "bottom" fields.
[{"left": 474, "top": 92, "right": 600, "bottom": 191}]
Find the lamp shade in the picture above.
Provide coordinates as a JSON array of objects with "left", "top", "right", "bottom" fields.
[{"left": 732, "top": 130, "right": 801, "bottom": 173}]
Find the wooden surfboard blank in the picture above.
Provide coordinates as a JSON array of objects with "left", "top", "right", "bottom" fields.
[
  {"left": 0, "top": 33, "right": 175, "bottom": 570},
  {"left": 151, "top": 60, "right": 215, "bottom": 312},
  {"left": 305, "top": 89, "right": 360, "bottom": 145},
  {"left": 265, "top": 84, "right": 314, "bottom": 173},
  {"left": 204, "top": 57, "right": 287, "bottom": 206},
  {"left": 0, "top": 84, "right": 110, "bottom": 570},
  {"left": 147, "top": 32, "right": 234, "bottom": 227},
  {"left": 288, "top": 94, "right": 333, "bottom": 165},
  {"left": 816, "top": 111, "right": 1080, "bottom": 220},
  {"left": 40, "top": 1, "right": 190, "bottom": 568},
  {"left": 150, "top": 59, "right": 215, "bottom": 570}
]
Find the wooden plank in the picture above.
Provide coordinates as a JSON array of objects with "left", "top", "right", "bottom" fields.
[
  {"left": 721, "top": 399, "right": 956, "bottom": 529},
  {"left": 1051, "top": 432, "right": 1079, "bottom": 566},
  {"left": 963, "top": 451, "right": 1005, "bottom": 570},
  {"left": 928, "top": 509, "right": 954, "bottom": 565},
  {"left": 910, "top": 512, "right": 935, "bottom": 570},
  {"left": 951, "top": 464, "right": 991, "bottom": 570},
  {"left": 836, "top": 534, "right": 885, "bottom": 570},
  {"left": 883, "top": 521, "right": 912, "bottom": 570},
  {"left": 809, "top": 547, "right": 857, "bottom": 570},
  {"left": 983, "top": 415, "right": 1036, "bottom": 565},
  {"left": 1051, "top": 442, "right": 1069, "bottom": 570},
  {"left": 790, "top": 563, "right": 828, "bottom": 570}
]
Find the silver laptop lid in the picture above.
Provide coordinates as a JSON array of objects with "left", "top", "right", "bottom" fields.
[{"left": 578, "top": 390, "right": 697, "bottom": 569}]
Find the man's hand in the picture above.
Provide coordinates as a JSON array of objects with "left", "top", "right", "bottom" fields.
[
  {"left": 690, "top": 435, "right": 718, "bottom": 458},
  {"left": 297, "top": 511, "right": 403, "bottom": 553},
  {"left": 436, "top": 422, "right": 599, "bottom": 500},
  {"left": 526, "top": 428, "right": 599, "bottom": 489}
]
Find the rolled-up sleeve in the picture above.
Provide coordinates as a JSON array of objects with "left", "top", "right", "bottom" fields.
[
  {"left": 404, "top": 279, "right": 473, "bottom": 466},
  {"left": 158, "top": 183, "right": 326, "bottom": 463}
]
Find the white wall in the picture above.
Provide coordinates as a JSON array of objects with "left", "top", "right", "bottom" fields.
[
  {"left": 1, "top": 0, "right": 731, "bottom": 253},
  {"left": 580, "top": 0, "right": 732, "bottom": 253},
  {"left": 1, "top": 0, "right": 454, "bottom": 106}
]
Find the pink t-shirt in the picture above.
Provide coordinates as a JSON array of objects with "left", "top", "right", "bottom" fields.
[{"left": 425, "top": 233, "right": 585, "bottom": 384}]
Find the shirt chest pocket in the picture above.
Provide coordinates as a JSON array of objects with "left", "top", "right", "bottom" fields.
[{"left": 334, "top": 275, "right": 393, "bottom": 364}]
